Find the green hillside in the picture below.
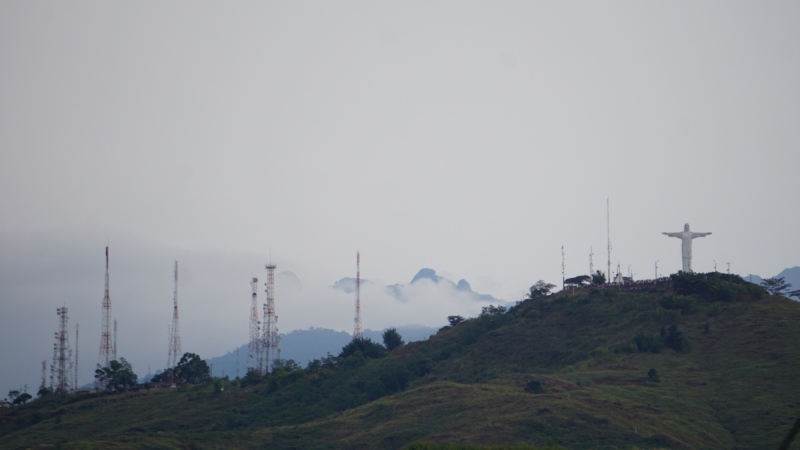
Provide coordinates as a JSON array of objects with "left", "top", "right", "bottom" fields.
[{"left": 3, "top": 273, "right": 800, "bottom": 449}]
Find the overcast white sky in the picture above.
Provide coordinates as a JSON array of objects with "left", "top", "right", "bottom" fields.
[{"left": 2, "top": 1, "right": 798, "bottom": 396}]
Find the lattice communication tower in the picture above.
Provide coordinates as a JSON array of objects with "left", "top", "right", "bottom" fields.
[
  {"left": 74, "top": 323, "right": 79, "bottom": 391},
  {"left": 167, "top": 261, "right": 182, "bottom": 376},
  {"left": 41, "top": 360, "right": 47, "bottom": 390},
  {"left": 263, "top": 264, "right": 279, "bottom": 373},
  {"left": 607, "top": 197, "right": 612, "bottom": 285},
  {"left": 248, "top": 277, "right": 263, "bottom": 374},
  {"left": 354, "top": 251, "right": 363, "bottom": 339},
  {"left": 98, "top": 246, "right": 114, "bottom": 372},
  {"left": 51, "top": 307, "right": 73, "bottom": 392}
]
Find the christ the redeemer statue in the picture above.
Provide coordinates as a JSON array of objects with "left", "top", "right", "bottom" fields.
[{"left": 662, "top": 223, "right": 711, "bottom": 272}]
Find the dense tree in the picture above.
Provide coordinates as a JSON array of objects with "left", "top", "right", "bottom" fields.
[
  {"left": 591, "top": 270, "right": 606, "bottom": 285},
  {"left": 648, "top": 368, "right": 660, "bottom": 382},
  {"left": 152, "top": 352, "right": 210, "bottom": 385},
  {"left": 36, "top": 386, "right": 51, "bottom": 397},
  {"left": 761, "top": 276, "right": 792, "bottom": 297},
  {"left": 527, "top": 280, "right": 556, "bottom": 299},
  {"left": 13, "top": 393, "right": 32, "bottom": 405},
  {"left": 272, "top": 358, "right": 301, "bottom": 372},
  {"left": 447, "top": 315, "right": 465, "bottom": 326},
  {"left": 480, "top": 305, "right": 507, "bottom": 317},
  {"left": 564, "top": 275, "right": 591, "bottom": 287},
  {"left": 339, "top": 337, "right": 387, "bottom": 359},
  {"left": 175, "top": 353, "right": 211, "bottom": 384},
  {"left": 7, "top": 389, "right": 19, "bottom": 402},
  {"left": 382, "top": 328, "right": 405, "bottom": 351},
  {"left": 95, "top": 358, "right": 138, "bottom": 391}
]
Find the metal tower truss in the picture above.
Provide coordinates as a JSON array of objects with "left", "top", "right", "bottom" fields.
[
  {"left": 353, "top": 251, "right": 362, "bottom": 339},
  {"left": 263, "top": 264, "right": 279, "bottom": 373},
  {"left": 248, "top": 277, "right": 263, "bottom": 374},
  {"left": 167, "top": 261, "right": 182, "bottom": 380},
  {"left": 98, "top": 247, "right": 113, "bottom": 375},
  {"left": 52, "top": 307, "right": 73, "bottom": 392}
]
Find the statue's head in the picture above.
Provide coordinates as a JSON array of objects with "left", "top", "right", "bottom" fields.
[{"left": 684, "top": 223, "right": 690, "bottom": 231}]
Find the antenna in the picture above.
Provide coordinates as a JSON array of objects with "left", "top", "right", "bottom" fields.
[
  {"left": 589, "top": 246, "right": 594, "bottom": 276},
  {"left": 248, "top": 277, "right": 262, "bottom": 374},
  {"left": 655, "top": 261, "right": 659, "bottom": 280},
  {"left": 41, "top": 360, "right": 47, "bottom": 390},
  {"left": 113, "top": 319, "right": 117, "bottom": 361},
  {"left": 354, "top": 251, "right": 363, "bottom": 339},
  {"left": 714, "top": 260, "right": 717, "bottom": 272},
  {"left": 167, "top": 261, "right": 181, "bottom": 384},
  {"left": 726, "top": 262, "right": 731, "bottom": 274},
  {"left": 607, "top": 197, "right": 612, "bottom": 285},
  {"left": 264, "top": 263, "right": 278, "bottom": 373},
  {"left": 561, "top": 245, "right": 566, "bottom": 291},
  {"left": 74, "top": 323, "right": 79, "bottom": 391},
  {"left": 98, "top": 246, "right": 113, "bottom": 379},
  {"left": 53, "top": 307, "right": 72, "bottom": 392}
]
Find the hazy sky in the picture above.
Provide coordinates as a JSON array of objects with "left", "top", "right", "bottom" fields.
[{"left": 2, "top": 2, "right": 798, "bottom": 396}]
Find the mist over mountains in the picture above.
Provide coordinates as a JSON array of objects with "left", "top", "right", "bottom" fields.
[{"left": 333, "top": 268, "right": 500, "bottom": 303}]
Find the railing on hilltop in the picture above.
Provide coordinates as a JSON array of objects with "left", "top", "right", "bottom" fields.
[{"left": 564, "top": 277, "right": 672, "bottom": 293}]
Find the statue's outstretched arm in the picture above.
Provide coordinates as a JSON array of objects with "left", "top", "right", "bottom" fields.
[
  {"left": 662, "top": 232, "right": 681, "bottom": 238},
  {"left": 692, "top": 232, "right": 712, "bottom": 238}
]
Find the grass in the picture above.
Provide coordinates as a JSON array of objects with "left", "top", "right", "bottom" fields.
[{"left": 3, "top": 275, "right": 800, "bottom": 449}]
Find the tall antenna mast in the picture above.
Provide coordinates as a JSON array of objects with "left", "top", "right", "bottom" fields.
[
  {"left": 354, "top": 251, "right": 363, "bottom": 339},
  {"left": 167, "top": 261, "right": 181, "bottom": 379},
  {"left": 74, "top": 323, "right": 79, "bottom": 391},
  {"left": 41, "top": 360, "right": 47, "bottom": 391},
  {"left": 248, "top": 277, "right": 262, "bottom": 374},
  {"left": 53, "top": 307, "right": 72, "bottom": 392},
  {"left": 113, "top": 319, "right": 117, "bottom": 361},
  {"left": 589, "top": 246, "right": 594, "bottom": 276},
  {"left": 263, "top": 263, "right": 279, "bottom": 373},
  {"left": 98, "top": 247, "right": 113, "bottom": 374},
  {"left": 606, "top": 197, "right": 612, "bottom": 284},
  {"left": 561, "top": 246, "right": 566, "bottom": 290}
]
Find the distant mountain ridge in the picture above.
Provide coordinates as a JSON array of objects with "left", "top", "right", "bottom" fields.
[
  {"left": 743, "top": 266, "right": 800, "bottom": 300},
  {"left": 334, "top": 268, "right": 500, "bottom": 302},
  {"left": 206, "top": 325, "right": 437, "bottom": 378}
]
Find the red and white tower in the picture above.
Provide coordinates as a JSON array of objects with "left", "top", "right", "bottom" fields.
[
  {"left": 98, "top": 247, "right": 113, "bottom": 372},
  {"left": 263, "top": 264, "right": 279, "bottom": 372},
  {"left": 248, "top": 277, "right": 263, "bottom": 374},
  {"left": 52, "top": 306, "right": 73, "bottom": 392},
  {"left": 353, "top": 251, "right": 363, "bottom": 339},
  {"left": 167, "top": 261, "right": 182, "bottom": 374}
]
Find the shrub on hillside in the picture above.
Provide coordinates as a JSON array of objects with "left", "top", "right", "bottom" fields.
[
  {"left": 659, "top": 294, "right": 696, "bottom": 314},
  {"left": 662, "top": 325, "right": 689, "bottom": 352},
  {"left": 524, "top": 379, "right": 544, "bottom": 394},
  {"left": 632, "top": 333, "right": 664, "bottom": 353},
  {"left": 670, "top": 271, "right": 765, "bottom": 301}
]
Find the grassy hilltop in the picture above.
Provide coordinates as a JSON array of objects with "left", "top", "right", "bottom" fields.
[{"left": 2, "top": 272, "right": 800, "bottom": 449}]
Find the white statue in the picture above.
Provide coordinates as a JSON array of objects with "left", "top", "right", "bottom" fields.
[{"left": 662, "top": 223, "right": 711, "bottom": 272}]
